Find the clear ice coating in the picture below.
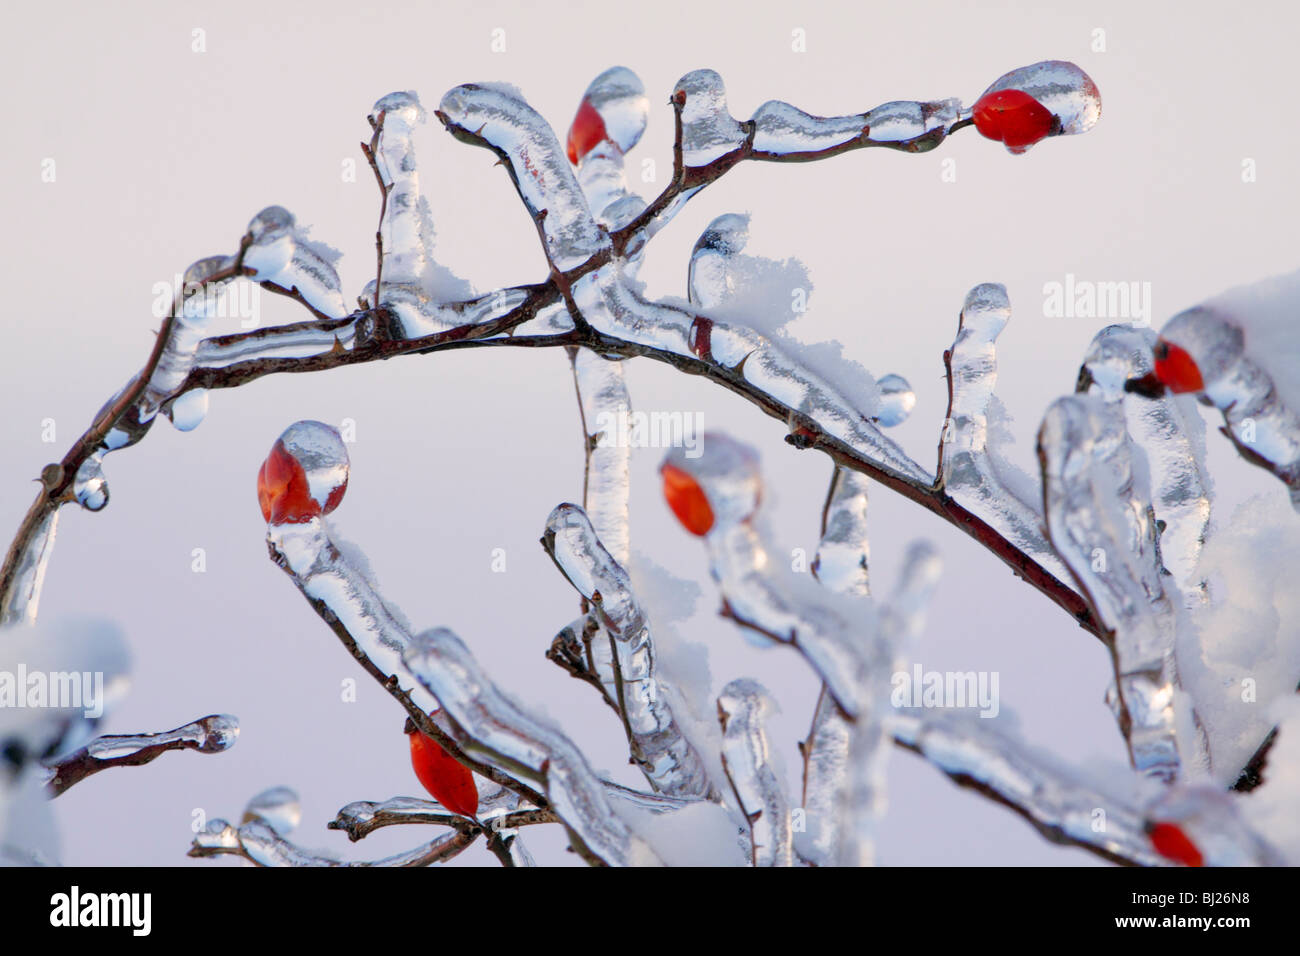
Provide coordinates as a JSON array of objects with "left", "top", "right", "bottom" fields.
[
  {"left": 978, "top": 60, "right": 1102, "bottom": 138},
  {"left": 267, "top": 520, "right": 439, "bottom": 717},
  {"left": 542, "top": 504, "right": 714, "bottom": 799},
  {"left": 0, "top": 509, "right": 57, "bottom": 626},
  {"left": 673, "top": 70, "right": 749, "bottom": 168},
  {"left": 1038, "top": 393, "right": 1194, "bottom": 781},
  {"left": 858, "top": 98, "right": 964, "bottom": 146},
  {"left": 274, "top": 420, "right": 350, "bottom": 518},
  {"left": 717, "top": 679, "right": 792, "bottom": 866},
  {"left": 1153, "top": 299, "right": 1300, "bottom": 510},
  {"left": 72, "top": 455, "right": 109, "bottom": 512},
  {"left": 243, "top": 206, "right": 347, "bottom": 319},
  {"left": 191, "top": 817, "right": 471, "bottom": 867},
  {"left": 570, "top": 68, "right": 649, "bottom": 230},
  {"left": 139, "top": 255, "right": 235, "bottom": 424},
  {"left": 242, "top": 785, "right": 302, "bottom": 836},
  {"left": 836, "top": 541, "right": 942, "bottom": 867},
  {"left": 889, "top": 707, "right": 1166, "bottom": 865},
  {"left": 875, "top": 373, "right": 915, "bottom": 427},
  {"left": 401, "top": 628, "right": 662, "bottom": 866},
  {"left": 750, "top": 101, "right": 868, "bottom": 157},
  {"left": 568, "top": 349, "right": 631, "bottom": 565},
  {"left": 574, "top": 264, "right": 931, "bottom": 485},
  {"left": 438, "top": 84, "right": 609, "bottom": 271},
  {"left": 940, "top": 284, "right": 1071, "bottom": 584},
  {"left": 663, "top": 434, "right": 877, "bottom": 717},
  {"left": 1079, "top": 325, "right": 1212, "bottom": 603}
]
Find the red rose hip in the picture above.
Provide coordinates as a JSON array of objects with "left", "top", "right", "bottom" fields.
[
  {"left": 407, "top": 716, "right": 479, "bottom": 819},
  {"left": 972, "top": 89, "right": 1055, "bottom": 154}
]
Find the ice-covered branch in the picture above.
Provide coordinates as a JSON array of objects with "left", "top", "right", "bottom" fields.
[
  {"left": 1038, "top": 394, "right": 1202, "bottom": 781},
  {"left": 401, "top": 628, "right": 663, "bottom": 866},
  {"left": 660, "top": 433, "right": 879, "bottom": 717},
  {"left": 1126, "top": 278, "right": 1300, "bottom": 510},
  {"left": 46, "top": 714, "right": 238, "bottom": 797},
  {"left": 894, "top": 707, "right": 1279, "bottom": 866},
  {"left": 940, "top": 283, "right": 1072, "bottom": 589},
  {"left": 191, "top": 819, "right": 474, "bottom": 866},
  {"left": 542, "top": 503, "right": 714, "bottom": 800},
  {"left": 717, "top": 678, "right": 793, "bottom": 866},
  {"left": 329, "top": 794, "right": 553, "bottom": 842},
  {"left": 1078, "top": 325, "right": 1212, "bottom": 605}
]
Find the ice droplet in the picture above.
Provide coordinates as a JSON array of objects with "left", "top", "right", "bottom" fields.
[
  {"left": 277, "top": 420, "right": 350, "bottom": 516},
  {"left": 688, "top": 213, "right": 749, "bottom": 308},
  {"left": 73, "top": 455, "right": 109, "bottom": 512},
  {"left": 978, "top": 60, "right": 1101, "bottom": 138},
  {"left": 166, "top": 388, "right": 208, "bottom": 432},
  {"left": 875, "top": 373, "right": 915, "bottom": 426},
  {"left": 242, "top": 785, "right": 302, "bottom": 837}
]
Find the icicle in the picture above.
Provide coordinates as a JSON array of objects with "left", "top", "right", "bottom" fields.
[
  {"left": 542, "top": 504, "right": 714, "bottom": 799},
  {"left": 940, "top": 283, "right": 1071, "bottom": 584},
  {"left": 243, "top": 206, "right": 347, "bottom": 319},
  {"left": 661, "top": 434, "right": 878, "bottom": 716},
  {"left": 568, "top": 67, "right": 649, "bottom": 230},
  {"left": 1079, "top": 324, "right": 1212, "bottom": 603},
  {"left": 0, "top": 509, "right": 57, "bottom": 627},
  {"left": 717, "top": 679, "right": 793, "bottom": 866},
  {"left": 568, "top": 349, "right": 631, "bottom": 565},
  {"left": 438, "top": 84, "right": 609, "bottom": 271},
  {"left": 799, "top": 466, "right": 871, "bottom": 866},
  {"left": 401, "top": 627, "right": 663, "bottom": 865},
  {"left": 812, "top": 468, "right": 871, "bottom": 597},
  {"left": 1038, "top": 394, "right": 1192, "bottom": 781},
  {"left": 836, "top": 541, "right": 942, "bottom": 866}
]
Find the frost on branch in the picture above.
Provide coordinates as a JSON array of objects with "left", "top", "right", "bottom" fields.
[
  {"left": 1038, "top": 394, "right": 1199, "bottom": 782},
  {"left": 542, "top": 504, "right": 714, "bottom": 800},
  {"left": 940, "top": 283, "right": 1070, "bottom": 586},
  {"left": 1077, "top": 324, "right": 1212, "bottom": 605}
]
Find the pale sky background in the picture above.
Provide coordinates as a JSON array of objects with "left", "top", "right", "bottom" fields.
[{"left": 1, "top": 0, "right": 1296, "bottom": 866}]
